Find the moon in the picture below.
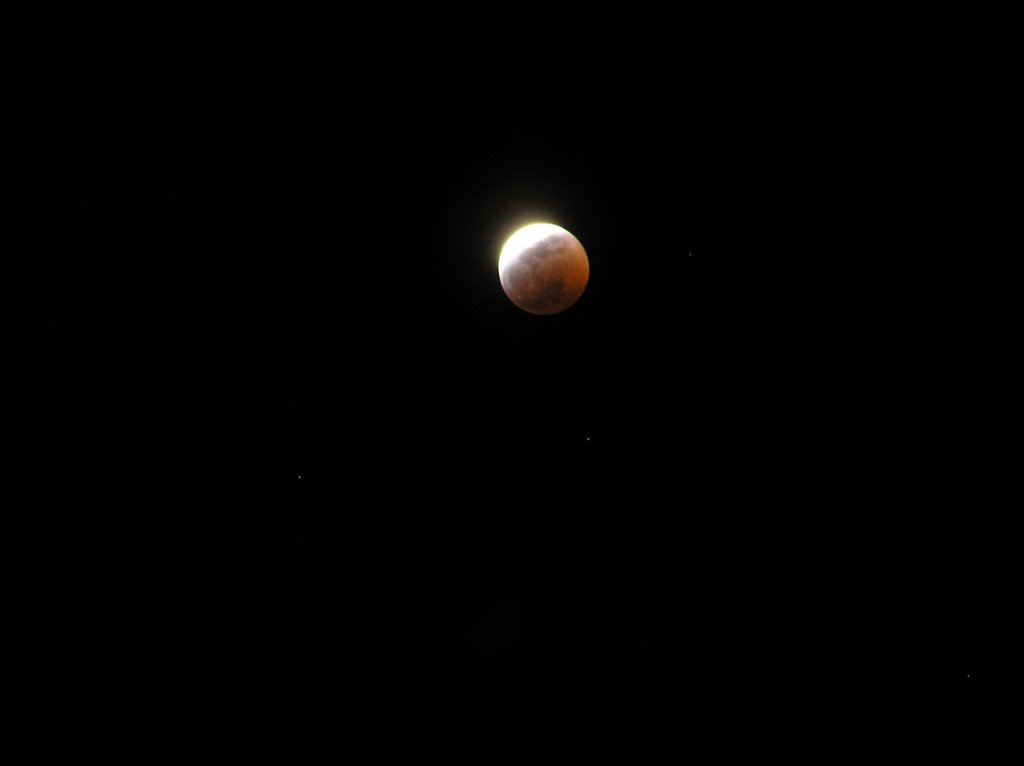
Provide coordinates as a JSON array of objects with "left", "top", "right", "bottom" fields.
[{"left": 498, "top": 223, "right": 589, "bottom": 315}]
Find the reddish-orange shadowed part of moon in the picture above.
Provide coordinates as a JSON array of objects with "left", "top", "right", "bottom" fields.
[{"left": 498, "top": 223, "right": 589, "bottom": 315}]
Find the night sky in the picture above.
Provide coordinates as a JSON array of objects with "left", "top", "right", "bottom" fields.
[{"left": 26, "top": 10, "right": 987, "bottom": 722}]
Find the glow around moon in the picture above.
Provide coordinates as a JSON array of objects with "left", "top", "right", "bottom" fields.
[{"left": 498, "top": 223, "right": 589, "bottom": 315}]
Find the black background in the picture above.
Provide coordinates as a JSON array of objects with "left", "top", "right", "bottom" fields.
[{"left": 25, "top": 8, "right": 989, "bottom": 725}]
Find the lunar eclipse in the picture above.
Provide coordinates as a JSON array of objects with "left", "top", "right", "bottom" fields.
[{"left": 498, "top": 223, "right": 589, "bottom": 315}]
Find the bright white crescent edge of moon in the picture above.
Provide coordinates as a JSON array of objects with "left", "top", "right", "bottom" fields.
[{"left": 498, "top": 222, "right": 574, "bottom": 275}]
